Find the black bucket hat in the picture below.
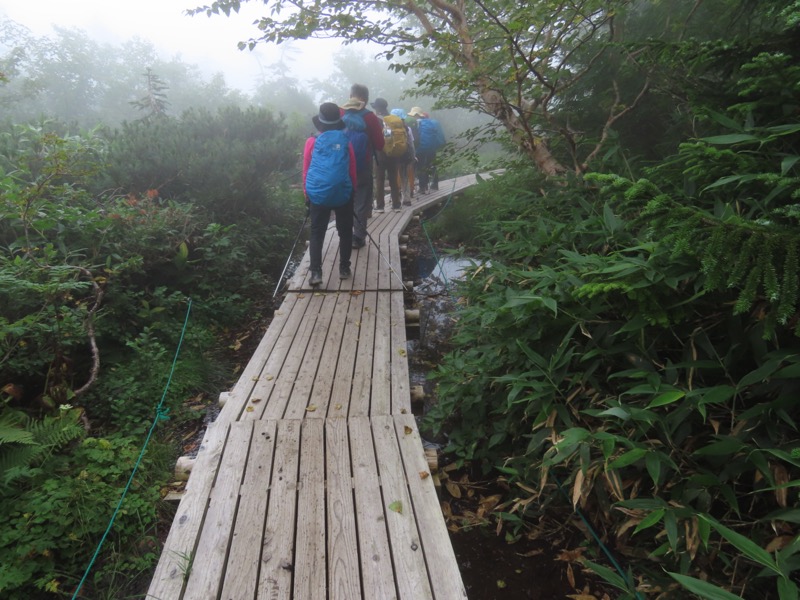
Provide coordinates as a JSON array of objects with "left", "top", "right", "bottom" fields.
[
  {"left": 370, "top": 97, "right": 388, "bottom": 112},
  {"left": 312, "top": 102, "right": 345, "bottom": 131}
]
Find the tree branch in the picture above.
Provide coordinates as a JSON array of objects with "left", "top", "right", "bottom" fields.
[{"left": 72, "top": 267, "right": 104, "bottom": 397}]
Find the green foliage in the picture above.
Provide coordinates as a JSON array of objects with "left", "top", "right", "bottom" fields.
[
  {"left": 99, "top": 105, "right": 301, "bottom": 218},
  {"left": 0, "top": 433, "right": 170, "bottom": 598},
  {"left": 0, "top": 406, "right": 85, "bottom": 490},
  {"left": 0, "top": 120, "right": 301, "bottom": 595},
  {"left": 426, "top": 161, "right": 800, "bottom": 596}
]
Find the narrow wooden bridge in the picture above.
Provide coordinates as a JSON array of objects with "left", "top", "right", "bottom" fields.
[{"left": 147, "top": 174, "right": 488, "bottom": 600}]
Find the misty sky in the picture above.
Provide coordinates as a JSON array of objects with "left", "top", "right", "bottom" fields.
[{"left": 0, "top": 0, "right": 353, "bottom": 92}]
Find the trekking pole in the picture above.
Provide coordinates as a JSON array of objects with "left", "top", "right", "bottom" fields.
[
  {"left": 272, "top": 213, "right": 309, "bottom": 301},
  {"left": 352, "top": 211, "right": 408, "bottom": 292}
]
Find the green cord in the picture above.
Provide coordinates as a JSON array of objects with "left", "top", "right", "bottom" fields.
[
  {"left": 420, "top": 178, "right": 459, "bottom": 292},
  {"left": 552, "top": 473, "right": 645, "bottom": 600},
  {"left": 421, "top": 220, "right": 451, "bottom": 291},
  {"left": 71, "top": 297, "right": 193, "bottom": 599}
]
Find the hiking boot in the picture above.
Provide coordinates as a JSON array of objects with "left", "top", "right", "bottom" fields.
[
  {"left": 352, "top": 237, "right": 366, "bottom": 249},
  {"left": 339, "top": 266, "right": 351, "bottom": 280},
  {"left": 374, "top": 207, "right": 385, "bottom": 213},
  {"left": 392, "top": 205, "right": 401, "bottom": 212},
  {"left": 402, "top": 200, "right": 412, "bottom": 206},
  {"left": 309, "top": 270, "right": 323, "bottom": 286}
]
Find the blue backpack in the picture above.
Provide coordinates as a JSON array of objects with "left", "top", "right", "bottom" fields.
[
  {"left": 305, "top": 130, "right": 353, "bottom": 207},
  {"left": 417, "top": 118, "right": 446, "bottom": 153},
  {"left": 341, "top": 109, "right": 370, "bottom": 173}
]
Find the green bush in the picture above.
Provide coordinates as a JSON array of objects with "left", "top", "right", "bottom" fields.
[
  {"left": 0, "top": 433, "right": 171, "bottom": 599},
  {"left": 0, "top": 118, "right": 301, "bottom": 595},
  {"left": 426, "top": 162, "right": 800, "bottom": 597}
]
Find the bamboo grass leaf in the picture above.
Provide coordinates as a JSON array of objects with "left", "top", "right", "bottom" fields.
[
  {"left": 647, "top": 390, "right": 685, "bottom": 409},
  {"left": 699, "top": 515, "right": 780, "bottom": 575},
  {"left": 668, "top": 572, "right": 743, "bottom": 599}
]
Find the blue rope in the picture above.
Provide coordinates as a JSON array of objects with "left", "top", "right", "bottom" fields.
[{"left": 71, "top": 298, "right": 193, "bottom": 599}]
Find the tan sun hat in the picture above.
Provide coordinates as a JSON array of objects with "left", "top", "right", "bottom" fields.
[
  {"left": 408, "top": 106, "right": 426, "bottom": 117},
  {"left": 341, "top": 97, "right": 366, "bottom": 111}
]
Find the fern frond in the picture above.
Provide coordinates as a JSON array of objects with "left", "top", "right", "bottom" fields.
[
  {"left": 777, "top": 243, "right": 799, "bottom": 324},
  {"left": 27, "top": 411, "right": 84, "bottom": 450},
  {"left": 0, "top": 444, "right": 43, "bottom": 487},
  {"left": 0, "top": 411, "right": 35, "bottom": 445}
]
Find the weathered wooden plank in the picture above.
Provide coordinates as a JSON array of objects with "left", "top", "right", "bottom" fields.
[
  {"left": 371, "top": 292, "right": 393, "bottom": 415},
  {"left": 364, "top": 225, "right": 382, "bottom": 292},
  {"left": 283, "top": 291, "right": 339, "bottom": 419},
  {"left": 326, "top": 290, "right": 363, "bottom": 417},
  {"left": 258, "top": 420, "right": 301, "bottom": 600},
  {"left": 388, "top": 214, "right": 411, "bottom": 292},
  {"left": 372, "top": 415, "right": 434, "bottom": 600},
  {"left": 326, "top": 418, "right": 361, "bottom": 599},
  {"left": 238, "top": 292, "right": 316, "bottom": 420},
  {"left": 259, "top": 293, "right": 324, "bottom": 420},
  {"left": 349, "top": 418, "right": 397, "bottom": 599},
  {"left": 303, "top": 291, "right": 351, "bottom": 418},
  {"left": 147, "top": 421, "right": 228, "bottom": 600},
  {"left": 348, "top": 291, "right": 377, "bottom": 417},
  {"left": 293, "top": 419, "right": 327, "bottom": 599},
  {"left": 220, "top": 420, "right": 278, "bottom": 600},
  {"left": 378, "top": 219, "right": 393, "bottom": 291},
  {"left": 219, "top": 293, "right": 301, "bottom": 422},
  {"left": 394, "top": 415, "right": 467, "bottom": 599},
  {"left": 350, "top": 226, "right": 369, "bottom": 291},
  {"left": 319, "top": 223, "right": 341, "bottom": 290},
  {"left": 390, "top": 291, "right": 411, "bottom": 415},
  {"left": 183, "top": 421, "right": 252, "bottom": 599}
]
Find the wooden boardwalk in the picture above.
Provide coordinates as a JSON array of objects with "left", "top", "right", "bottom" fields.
[{"left": 147, "top": 174, "right": 488, "bottom": 600}]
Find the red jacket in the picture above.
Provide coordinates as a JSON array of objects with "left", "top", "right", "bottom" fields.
[{"left": 363, "top": 110, "right": 385, "bottom": 155}]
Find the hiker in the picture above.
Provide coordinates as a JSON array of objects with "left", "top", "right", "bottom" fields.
[
  {"left": 302, "top": 102, "right": 357, "bottom": 286},
  {"left": 342, "top": 84, "right": 385, "bottom": 249},
  {"left": 371, "top": 97, "right": 405, "bottom": 212},
  {"left": 408, "top": 107, "right": 446, "bottom": 194},
  {"left": 391, "top": 107, "right": 417, "bottom": 206}
]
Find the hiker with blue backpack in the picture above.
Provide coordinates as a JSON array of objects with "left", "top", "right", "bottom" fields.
[
  {"left": 408, "top": 107, "right": 446, "bottom": 194},
  {"left": 303, "top": 102, "right": 358, "bottom": 286},
  {"left": 341, "top": 84, "right": 385, "bottom": 249}
]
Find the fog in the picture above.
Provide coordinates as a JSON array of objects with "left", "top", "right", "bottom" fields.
[
  {"left": 1, "top": 0, "right": 354, "bottom": 93},
  {"left": 0, "top": 0, "right": 495, "bottom": 166}
]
